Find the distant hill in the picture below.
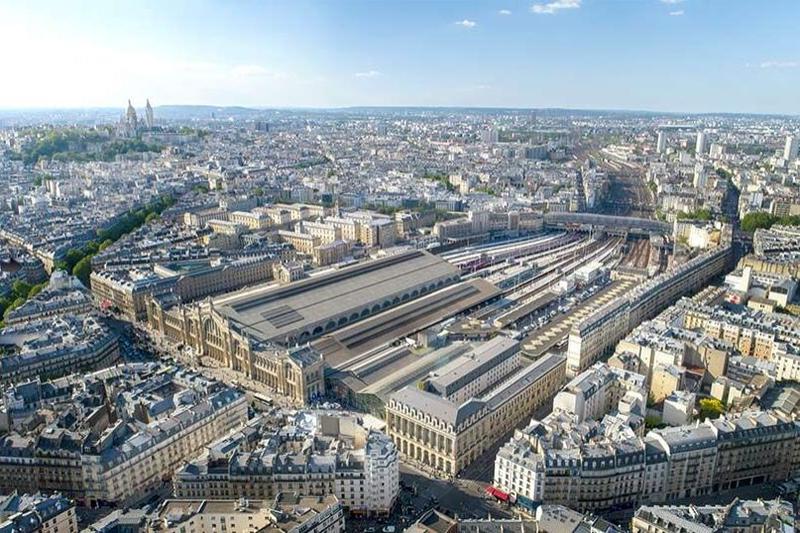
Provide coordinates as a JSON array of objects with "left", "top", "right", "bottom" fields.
[
  {"left": 0, "top": 105, "right": 794, "bottom": 128},
  {"left": 154, "top": 105, "right": 263, "bottom": 120}
]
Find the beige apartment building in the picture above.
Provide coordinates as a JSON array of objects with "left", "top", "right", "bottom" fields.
[
  {"left": 313, "top": 240, "right": 351, "bottom": 266},
  {"left": 567, "top": 245, "right": 731, "bottom": 377},
  {"left": 92, "top": 256, "right": 277, "bottom": 321},
  {"left": 386, "top": 353, "right": 565, "bottom": 476},
  {"left": 152, "top": 495, "right": 345, "bottom": 533},
  {"left": 228, "top": 210, "right": 271, "bottom": 230},
  {"left": 0, "top": 386, "right": 249, "bottom": 508},
  {"left": 301, "top": 220, "right": 342, "bottom": 244},
  {"left": 81, "top": 390, "right": 248, "bottom": 507},
  {"left": 277, "top": 229, "right": 319, "bottom": 254}
]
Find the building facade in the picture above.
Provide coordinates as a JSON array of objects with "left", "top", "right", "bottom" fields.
[
  {"left": 386, "top": 353, "right": 565, "bottom": 476},
  {"left": 174, "top": 414, "right": 399, "bottom": 516}
]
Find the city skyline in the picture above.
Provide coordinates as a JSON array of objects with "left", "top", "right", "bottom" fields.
[
  {"left": 4, "top": 2, "right": 800, "bottom": 531},
  {"left": 1, "top": 0, "right": 799, "bottom": 114}
]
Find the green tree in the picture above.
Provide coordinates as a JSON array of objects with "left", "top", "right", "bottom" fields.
[
  {"left": 145, "top": 212, "right": 159, "bottom": 223},
  {"left": 85, "top": 241, "right": 100, "bottom": 254},
  {"left": 0, "top": 296, "right": 11, "bottom": 317},
  {"left": 72, "top": 256, "right": 93, "bottom": 286},
  {"left": 698, "top": 398, "right": 725, "bottom": 420},
  {"left": 63, "top": 248, "right": 86, "bottom": 272},
  {"left": 27, "top": 283, "right": 46, "bottom": 299},
  {"left": 645, "top": 415, "right": 665, "bottom": 430},
  {"left": 11, "top": 280, "right": 33, "bottom": 300},
  {"left": 740, "top": 211, "right": 776, "bottom": 233},
  {"left": 98, "top": 239, "right": 114, "bottom": 251},
  {"left": 715, "top": 167, "right": 732, "bottom": 180},
  {"left": 676, "top": 208, "right": 712, "bottom": 221},
  {"left": 3, "top": 297, "right": 26, "bottom": 319}
]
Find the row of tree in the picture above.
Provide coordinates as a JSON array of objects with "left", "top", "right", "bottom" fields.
[
  {"left": 0, "top": 279, "right": 48, "bottom": 323},
  {"left": 676, "top": 208, "right": 713, "bottom": 221},
  {"left": 740, "top": 211, "right": 800, "bottom": 233},
  {"left": 56, "top": 195, "right": 176, "bottom": 285},
  {"left": 0, "top": 195, "right": 174, "bottom": 325}
]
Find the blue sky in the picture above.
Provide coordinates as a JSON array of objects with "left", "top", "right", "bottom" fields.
[{"left": 1, "top": 0, "right": 799, "bottom": 114}]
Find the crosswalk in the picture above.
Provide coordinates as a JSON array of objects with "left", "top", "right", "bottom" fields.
[{"left": 522, "top": 280, "right": 635, "bottom": 357}]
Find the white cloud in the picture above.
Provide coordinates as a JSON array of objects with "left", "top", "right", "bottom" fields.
[
  {"left": 759, "top": 60, "right": 799, "bottom": 69},
  {"left": 354, "top": 70, "right": 382, "bottom": 78},
  {"left": 669, "top": 10, "right": 684, "bottom": 16},
  {"left": 660, "top": 0, "right": 684, "bottom": 4},
  {"left": 530, "top": 0, "right": 581, "bottom": 15},
  {"left": 455, "top": 19, "right": 477, "bottom": 28},
  {"left": 498, "top": 9, "right": 512, "bottom": 15}
]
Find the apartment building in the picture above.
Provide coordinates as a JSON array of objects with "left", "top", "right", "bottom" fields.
[
  {"left": 3, "top": 270, "right": 92, "bottom": 326},
  {"left": 568, "top": 298, "right": 631, "bottom": 378},
  {"left": 0, "top": 364, "right": 248, "bottom": 507},
  {"left": 300, "top": 220, "right": 341, "bottom": 244},
  {"left": 432, "top": 210, "right": 543, "bottom": 242},
  {"left": 567, "top": 245, "right": 731, "bottom": 376},
  {"left": 631, "top": 499, "right": 794, "bottom": 533},
  {"left": 683, "top": 300, "right": 800, "bottom": 362},
  {"left": 494, "top": 409, "right": 800, "bottom": 514},
  {"left": 277, "top": 229, "right": 319, "bottom": 254},
  {"left": 552, "top": 362, "right": 646, "bottom": 423},
  {"left": 386, "top": 353, "right": 565, "bottom": 476},
  {"left": 0, "top": 315, "right": 120, "bottom": 387},
  {"left": 0, "top": 493, "right": 77, "bottom": 533},
  {"left": 92, "top": 254, "right": 279, "bottom": 321},
  {"left": 151, "top": 495, "right": 345, "bottom": 533},
  {"left": 614, "top": 313, "right": 732, "bottom": 385},
  {"left": 174, "top": 413, "right": 398, "bottom": 516},
  {"left": 312, "top": 240, "right": 351, "bottom": 266},
  {"left": 183, "top": 208, "right": 228, "bottom": 228},
  {"left": 228, "top": 210, "right": 271, "bottom": 230}
]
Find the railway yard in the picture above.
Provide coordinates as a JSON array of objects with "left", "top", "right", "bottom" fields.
[{"left": 323, "top": 227, "right": 669, "bottom": 412}]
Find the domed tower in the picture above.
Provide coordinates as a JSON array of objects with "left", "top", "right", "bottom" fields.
[
  {"left": 126, "top": 99, "right": 138, "bottom": 130},
  {"left": 145, "top": 99, "right": 154, "bottom": 129}
]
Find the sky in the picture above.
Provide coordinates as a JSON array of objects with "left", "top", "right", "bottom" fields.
[{"left": 1, "top": 0, "right": 799, "bottom": 114}]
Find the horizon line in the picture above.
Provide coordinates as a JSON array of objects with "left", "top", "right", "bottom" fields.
[{"left": 0, "top": 104, "right": 798, "bottom": 119}]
